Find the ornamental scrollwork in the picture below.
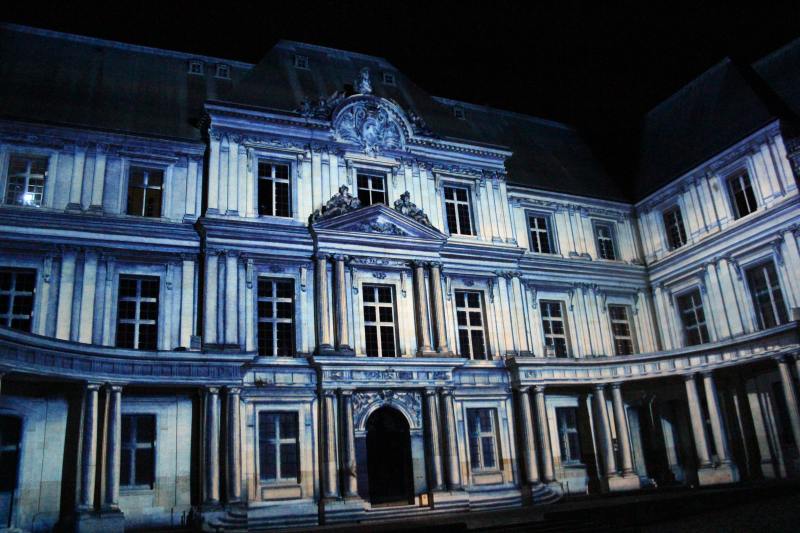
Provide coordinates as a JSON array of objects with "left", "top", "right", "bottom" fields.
[
  {"left": 333, "top": 99, "right": 405, "bottom": 155},
  {"left": 352, "top": 390, "right": 422, "bottom": 431},
  {"left": 356, "top": 221, "right": 406, "bottom": 236}
]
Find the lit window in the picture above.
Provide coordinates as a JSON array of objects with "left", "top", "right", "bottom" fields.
[
  {"left": 258, "top": 162, "right": 291, "bottom": 217},
  {"left": 455, "top": 290, "right": 487, "bottom": 359},
  {"left": 188, "top": 60, "right": 204, "bottom": 75},
  {"left": 467, "top": 408, "right": 499, "bottom": 471},
  {"left": 121, "top": 414, "right": 156, "bottom": 488},
  {"left": 746, "top": 262, "right": 788, "bottom": 330},
  {"left": 116, "top": 276, "right": 159, "bottom": 350},
  {"left": 294, "top": 55, "right": 309, "bottom": 70},
  {"left": 727, "top": 171, "right": 758, "bottom": 219},
  {"left": 663, "top": 205, "right": 687, "bottom": 250},
  {"left": 362, "top": 285, "right": 397, "bottom": 357},
  {"left": 259, "top": 412, "right": 299, "bottom": 482},
  {"left": 593, "top": 222, "right": 617, "bottom": 260},
  {"left": 676, "top": 289, "right": 709, "bottom": 346},
  {"left": 215, "top": 63, "right": 230, "bottom": 79},
  {"left": 453, "top": 106, "right": 465, "bottom": 120},
  {"left": 528, "top": 214, "right": 555, "bottom": 254},
  {"left": 257, "top": 278, "right": 294, "bottom": 356},
  {"left": 540, "top": 300, "right": 569, "bottom": 357},
  {"left": 444, "top": 186, "right": 474, "bottom": 236},
  {"left": 0, "top": 269, "right": 36, "bottom": 332},
  {"left": 556, "top": 407, "right": 582, "bottom": 464},
  {"left": 127, "top": 167, "right": 163, "bottom": 218},
  {"left": 382, "top": 72, "right": 396, "bottom": 86},
  {"left": 5, "top": 155, "right": 47, "bottom": 207},
  {"left": 356, "top": 173, "right": 386, "bottom": 206},
  {"left": 608, "top": 305, "right": 636, "bottom": 355}
]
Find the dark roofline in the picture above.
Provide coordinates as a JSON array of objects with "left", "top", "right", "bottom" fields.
[
  {"left": 643, "top": 57, "right": 733, "bottom": 118},
  {"left": 432, "top": 96, "right": 575, "bottom": 132},
  {"left": 273, "top": 39, "right": 394, "bottom": 67}
]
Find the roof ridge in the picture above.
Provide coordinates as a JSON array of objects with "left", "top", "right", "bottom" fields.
[
  {"left": 644, "top": 57, "right": 733, "bottom": 118},
  {"left": 273, "top": 39, "right": 394, "bottom": 67},
  {"left": 431, "top": 96, "right": 574, "bottom": 131}
]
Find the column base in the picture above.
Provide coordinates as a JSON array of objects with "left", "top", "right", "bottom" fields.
[
  {"left": 317, "top": 344, "right": 336, "bottom": 355},
  {"left": 87, "top": 205, "right": 104, "bottom": 213},
  {"left": 697, "top": 463, "right": 739, "bottom": 486},
  {"left": 429, "top": 489, "right": 469, "bottom": 511},
  {"left": 605, "top": 473, "right": 641, "bottom": 492},
  {"left": 321, "top": 496, "right": 366, "bottom": 525},
  {"left": 417, "top": 348, "right": 440, "bottom": 357},
  {"left": 333, "top": 346, "right": 355, "bottom": 356},
  {"left": 73, "top": 508, "right": 125, "bottom": 533},
  {"left": 66, "top": 202, "right": 83, "bottom": 212}
]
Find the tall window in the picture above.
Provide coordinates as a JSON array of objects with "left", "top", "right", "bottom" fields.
[
  {"left": 676, "top": 289, "right": 710, "bottom": 346},
  {"left": 258, "top": 161, "right": 291, "bottom": 217},
  {"left": 257, "top": 278, "right": 294, "bottom": 356},
  {"left": 540, "top": 300, "right": 569, "bottom": 357},
  {"left": 127, "top": 167, "right": 163, "bottom": 217},
  {"left": 746, "top": 262, "right": 788, "bottom": 330},
  {"left": 362, "top": 285, "right": 397, "bottom": 357},
  {"left": 455, "top": 290, "right": 487, "bottom": 359},
  {"left": 528, "top": 214, "right": 554, "bottom": 254},
  {"left": 356, "top": 173, "right": 386, "bottom": 206},
  {"left": 556, "top": 407, "right": 582, "bottom": 464},
  {"left": 727, "top": 171, "right": 758, "bottom": 219},
  {"left": 0, "top": 415, "right": 21, "bottom": 525},
  {"left": 121, "top": 414, "right": 156, "bottom": 488},
  {"left": 663, "top": 205, "right": 687, "bottom": 250},
  {"left": 0, "top": 269, "right": 35, "bottom": 332},
  {"left": 608, "top": 305, "right": 636, "bottom": 355},
  {"left": 594, "top": 222, "right": 617, "bottom": 260},
  {"left": 259, "top": 412, "right": 299, "bottom": 482},
  {"left": 466, "top": 408, "right": 499, "bottom": 471},
  {"left": 444, "top": 186, "right": 474, "bottom": 236},
  {"left": 116, "top": 276, "right": 159, "bottom": 350},
  {"left": 5, "top": 155, "right": 47, "bottom": 207}
]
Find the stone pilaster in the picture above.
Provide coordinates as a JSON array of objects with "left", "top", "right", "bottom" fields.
[
  {"left": 518, "top": 387, "right": 540, "bottom": 485},
  {"left": 413, "top": 261, "right": 435, "bottom": 356},
  {"left": 684, "top": 374, "right": 712, "bottom": 468},
  {"left": 610, "top": 383, "right": 635, "bottom": 477},
  {"left": 79, "top": 383, "right": 101, "bottom": 510},
  {"left": 339, "top": 390, "right": 357, "bottom": 497},
  {"left": 204, "top": 387, "right": 220, "bottom": 505},
  {"left": 226, "top": 387, "right": 242, "bottom": 503},
  {"left": 593, "top": 385, "right": 618, "bottom": 479},
  {"left": 424, "top": 388, "right": 445, "bottom": 491},
  {"left": 439, "top": 388, "right": 461, "bottom": 490},
  {"left": 777, "top": 355, "right": 800, "bottom": 457},
  {"left": 224, "top": 250, "right": 239, "bottom": 347},
  {"left": 333, "top": 255, "right": 353, "bottom": 354},
  {"left": 322, "top": 389, "right": 339, "bottom": 498},
  {"left": 56, "top": 248, "right": 77, "bottom": 341},
  {"left": 533, "top": 386, "right": 555, "bottom": 483},
  {"left": 428, "top": 262, "right": 450, "bottom": 354},
  {"left": 104, "top": 385, "right": 122, "bottom": 510},
  {"left": 316, "top": 254, "right": 334, "bottom": 354},
  {"left": 203, "top": 250, "right": 219, "bottom": 346}
]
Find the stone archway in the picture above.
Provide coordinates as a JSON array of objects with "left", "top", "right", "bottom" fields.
[{"left": 365, "top": 406, "right": 414, "bottom": 505}]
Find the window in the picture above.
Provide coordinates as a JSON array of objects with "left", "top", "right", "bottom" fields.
[
  {"left": 746, "top": 262, "right": 788, "bottom": 330},
  {"left": 382, "top": 72, "right": 396, "bottom": 86},
  {"left": 663, "top": 205, "right": 687, "bottom": 250},
  {"left": 127, "top": 167, "right": 163, "bottom": 217},
  {"left": 356, "top": 172, "right": 386, "bottom": 206},
  {"left": 455, "top": 290, "right": 487, "bottom": 359},
  {"left": 676, "top": 289, "right": 710, "bottom": 346},
  {"left": 556, "top": 407, "right": 582, "bottom": 464},
  {"left": 0, "top": 416, "right": 21, "bottom": 499},
  {"left": 540, "top": 300, "right": 569, "bottom": 357},
  {"left": 294, "top": 55, "right": 309, "bottom": 70},
  {"left": 727, "top": 171, "right": 758, "bottom": 219},
  {"left": 215, "top": 63, "right": 230, "bottom": 79},
  {"left": 444, "top": 186, "right": 474, "bottom": 236},
  {"left": 0, "top": 269, "right": 35, "bottom": 332},
  {"left": 467, "top": 408, "right": 499, "bottom": 471},
  {"left": 608, "top": 305, "right": 636, "bottom": 355},
  {"left": 116, "top": 276, "right": 159, "bottom": 350},
  {"left": 362, "top": 285, "right": 397, "bottom": 357},
  {"left": 453, "top": 106, "right": 465, "bottom": 120},
  {"left": 257, "top": 278, "right": 294, "bottom": 356},
  {"left": 5, "top": 155, "right": 48, "bottom": 207},
  {"left": 593, "top": 222, "right": 617, "bottom": 260},
  {"left": 121, "top": 414, "right": 156, "bottom": 488},
  {"left": 257, "top": 161, "right": 291, "bottom": 217},
  {"left": 188, "top": 60, "right": 204, "bottom": 75},
  {"left": 259, "top": 412, "right": 299, "bottom": 482},
  {"left": 528, "top": 214, "right": 555, "bottom": 254}
]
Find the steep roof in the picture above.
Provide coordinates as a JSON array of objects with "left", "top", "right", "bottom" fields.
[{"left": 754, "top": 36, "right": 800, "bottom": 118}]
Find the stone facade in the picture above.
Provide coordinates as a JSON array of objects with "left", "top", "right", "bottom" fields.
[{"left": 0, "top": 24, "right": 798, "bottom": 532}]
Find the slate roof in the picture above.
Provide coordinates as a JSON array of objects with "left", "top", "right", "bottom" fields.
[{"left": 754, "top": 37, "right": 800, "bottom": 118}]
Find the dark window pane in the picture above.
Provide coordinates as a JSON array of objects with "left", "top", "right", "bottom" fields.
[
  {"left": 380, "top": 326, "right": 396, "bottom": 357},
  {"left": 365, "top": 326, "right": 378, "bottom": 356},
  {"left": 276, "top": 323, "right": 292, "bottom": 356}
]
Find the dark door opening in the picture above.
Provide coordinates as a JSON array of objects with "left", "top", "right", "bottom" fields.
[
  {"left": 0, "top": 416, "right": 21, "bottom": 528},
  {"left": 366, "top": 406, "right": 413, "bottom": 506}
]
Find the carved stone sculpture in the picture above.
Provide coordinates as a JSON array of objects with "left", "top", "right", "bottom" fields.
[
  {"left": 394, "top": 191, "right": 432, "bottom": 227},
  {"left": 334, "top": 100, "right": 404, "bottom": 155},
  {"left": 310, "top": 185, "right": 362, "bottom": 222},
  {"left": 355, "top": 67, "right": 372, "bottom": 94}
]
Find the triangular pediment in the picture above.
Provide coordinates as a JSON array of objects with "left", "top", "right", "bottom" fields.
[{"left": 311, "top": 204, "right": 446, "bottom": 241}]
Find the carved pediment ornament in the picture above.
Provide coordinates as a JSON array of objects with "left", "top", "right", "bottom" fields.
[
  {"left": 393, "top": 190, "right": 433, "bottom": 227},
  {"left": 310, "top": 185, "right": 362, "bottom": 222},
  {"left": 333, "top": 97, "right": 408, "bottom": 156}
]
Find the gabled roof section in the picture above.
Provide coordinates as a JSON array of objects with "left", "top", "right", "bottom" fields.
[{"left": 754, "top": 36, "right": 800, "bottom": 118}]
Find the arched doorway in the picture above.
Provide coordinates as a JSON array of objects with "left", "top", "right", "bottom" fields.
[{"left": 366, "top": 406, "right": 413, "bottom": 505}]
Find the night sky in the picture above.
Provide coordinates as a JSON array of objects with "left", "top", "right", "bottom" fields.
[{"left": 4, "top": 1, "right": 800, "bottom": 186}]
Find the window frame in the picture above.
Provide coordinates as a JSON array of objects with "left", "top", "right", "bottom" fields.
[
  {"left": 293, "top": 54, "right": 309, "bottom": 70},
  {"left": 675, "top": 288, "right": 710, "bottom": 346},
  {"left": 443, "top": 184, "right": 476, "bottom": 236},
  {"left": 187, "top": 60, "right": 204, "bottom": 75},
  {"left": 555, "top": 406, "right": 582, "bottom": 465},
  {"left": 592, "top": 220, "right": 618, "bottom": 260},
  {"left": 125, "top": 164, "right": 165, "bottom": 218},
  {"left": 662, "top": 204, "right": 688, "bottom": 251},
  {"left": 745, "top": 260, "right": 788, "bottom": 330},
  {"left": 454, "top": 290, "right": 489, "bottom": 360},
  {"left": 466, "top": 408, "right": 501, "bottom": 473},
  {"left": 355, "top": 170, "right": 388, "bottom": 206},
  {"left": 726, "top": 169, "right": 759, "bottom": 220},
  {"left": 361, "top": 284, "right": 399, "bottom": 358},
  {"left": 257, "top": 411, "right": 301, "bottom": 484},
  {"left": 382, "top": 72, "right": 396, "bottom": 86},
  {"left": 256, "top": 159, "right": 293, "bottom": 218},
  {"left": 539, "top": 300, "right": 570, "bottom": 357},
  {"left": 4, "top": 154, "right": 49, "bottom": 208},
  {"left": 115, "top": 275, "right": 160, "bottom": 351},
  {"left": 120, "top": 413, "right": 156, "bottom": 490},
  {"left": 608, "top": 304, "right": 637, "bottom": 355},
  {"left": 214, "top": 63, "right": 230, "bottom": 79},
  {"left": 256, "top": 277, "right": 295, "bottom": 357},
  {"left": 526, "top": 211, "right": 557, "bottom": 254},
  {"left": 0, "top": 268, "right": 36, "bottom": 332}
]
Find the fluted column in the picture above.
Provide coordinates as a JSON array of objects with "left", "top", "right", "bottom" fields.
[
  {"left": 777, "top": 356, "right": 800, "bottom": 456},
  {"left": 315, "top": 254, "right": 334, "bottom": 354},
  {"left": 424, "top": 388, "right": 444, "bottom": 491},
  {"left": 203, "top": 250, "right": 219, "bottom": 346},
  {"left": 428, "top": 262, "right": 450, "bottom": 354},
  {"left": 333, "top": 256, "right": 353, "bottom": 353},
  {"left": 702, "top": 372, "right": 731, "bottom": 464},
  {"left": 322, "top": 390, "right": 339, "bottom": 498},
  {"left": 56, "top": 248, "right": 77, "bottom": 340},
  {"left": 440, "top": 388, "right": 461, "bottom": 490},
  {"left": 533, "top": 386, "right": 555, "bottom": 482},
  {"left": 413, "top": 261, "right": 434, "bottom": 356},
  {"left": 684, "top": 374, "right": 712, "bottom": 467},
  {"left": 67, "top": 144, "right": 86, "bottom": 210},
  {"left": 79, "top": 383, "right": 100, "bottom": 510},
  {"left": 593, "top": 385, "right": 618, "bottom": 478},
  {"left": 610, "top": 383, "right": 635, "bottom": 476},
  {"left": 224, "top": 250, "right": 239, "bottom": 346},
  {"left": 204, "top": 387, "right": 221, "bottom": 505},
  {"left": 226, "top": 387, "right": 242, "bottom": 503},
  {"left": 104, "top": 385, "right": 122, "bottom": 510},
  {"left": 339, "top": 390, "right": 357, "bottom": 497},
  {"left": 518, "top": 387, "right": 540, "bottom": 485}
]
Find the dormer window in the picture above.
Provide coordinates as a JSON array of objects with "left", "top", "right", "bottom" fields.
[
  {"left": 294, "top": 55, "right": 309, "bottom": 70},
  {"left": 453, "top": 106, "right": 466, "bottom": 120},
  {"left": 382, "top": 72, "right": 396, "bottom": 86},
  {"left": 215, "top": 63, "right": 230, "bottom": 79},
  {"left": 188, "top": 60, "right": 204, "bottom": 76}
]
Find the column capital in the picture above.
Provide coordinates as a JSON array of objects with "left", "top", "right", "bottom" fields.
[
  {"left": 610, "top": 382, "right": 623, "bottom": 390},
  {"left": 106, "top": 384, "right": 123, "bottom": 393},
  {"left": 332, "top": 254, "right": 348, "bottom": 262},
  {"left": 533, "top": 384, "right": 547, "bottom": 393},
  {"left": 683, "top": 372, "right": 698, "bottom": 382},
  {"left": 438, "top": 386, "right": 454, "bottom": 397},
  {"left": 205, "top": 386, "right": 220, "bottom": 395},
  {"left": 338, "top": 388, "right": 354, "bottom": 398},
  {"left": 426, "top": 261, "right": 443, "bottom": 269},
  {"left": 700, "top": 369, "right": 715, "bottom": 378},
  {"left": 410, "top": 259, "right": 427, "bottom": 269},
  {"left": 593, "top": 383, "right": 607, "bottom": 392},
  {"left": 424, "top": 387, "right": 438, "bottom": 397},
  {"left": 226, "top": 386, "right": 241, "bottom": 396},
  {"left": 517, "top": 385, "right": 531, "bottom": 394},
  {"left": 323, "top": 388, "right": 337, "bottom": 399},
  {"left": 85, "top": 382, "right": 102, "bottom": 391},
  {"left": 314, "top": 252, "right": 333, "bottom": 261}
]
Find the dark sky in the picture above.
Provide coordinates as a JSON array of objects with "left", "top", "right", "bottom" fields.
[{"left": 4, "top": 1, "right": 800, "bottom": 184}]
